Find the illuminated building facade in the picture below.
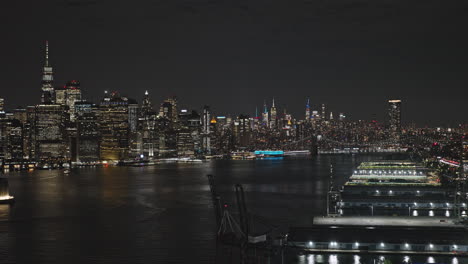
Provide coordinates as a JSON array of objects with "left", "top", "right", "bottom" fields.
[
  {"left": 75, "top": 102, "right": 101, "bottom": 164},
  {"left": 55, "top": 80, "right": 82, "bottom": 121},
  {"left": 388, "top": 99, "right": 402, "bottom": 139},
  {"left": 261, "top": 101, "right": 269, "bottom": 127},
  {"left": 98, "top": 92, "right": 130, "bottom": 161},
  {"left": 33, "top": 104, "right": 67, "bottom": 160},
  {"left": 159, "top": 96, "right": 178, "bottom": 122},
  {"left": 177, "top": 109, "right": 201, "bottom": 157},
  {"left": 234, "top": 114, "right": 251, "bottom": 148},
  {"left": 41, "top": 41, "right": 55, "bottom": 104},
  {"left": 270, "top": 98, "right": 277, "bottom": 129},
  {"left": 136, "top": 91, "right": 158, "bottom": 158},
  {"left": 305, "top": 98, "right": 310, "bottom": 121},
  {"left": 202, "top": 106, "right": 211, "bottom": 154}
]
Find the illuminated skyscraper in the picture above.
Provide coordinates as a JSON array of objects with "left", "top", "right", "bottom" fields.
[
  {"left": 141, "top": 90, "right": 153, "bottom": 116},
  {"left": 321, "top": 104, "right": 326, "bottom": 120},
  {"left": 41, "top": 41, "right": 55, "bottom": 104},
  {"left": 202, "top": 105, "right": 211, "bottom": 154},
  {"left": 305, "top": 98, "right": 311, "bottom": 121},
  {"left": 74, "top": 102, "right": 100, "bottom": 163},
  {"left": 159, "top": 96, "right": 178, "bottom": 122},
  {"left": 234, "top": 114, "right": 251, "bottom": 147},
  {"left": 55, "top": 80, "right": 82, "bottom": 121},
  {"left": 261, "top": 101, "right": 269, "bottom": 126},
  {"left": 270, "top": 98, "right": 277, "bottom": 128},
  {"left": 99, "top": 92, "right": 131, "bottom": 161},
  {"left": 0, "top": 98, "right": 4, "bottom": 112},
  {"left": 34, "top": 104, "right": 67, "bottom": 160},
  {"left": 388, "top": 99, "right": 402, "bottom": 138}
]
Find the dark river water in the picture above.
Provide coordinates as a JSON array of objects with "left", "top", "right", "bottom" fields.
[{"left": 0, "top": 154, "right": 462, "bottom": 264}]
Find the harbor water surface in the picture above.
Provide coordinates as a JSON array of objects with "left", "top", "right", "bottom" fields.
[{"left": 0, "top": 154, "right": 463, "bottom": 263}]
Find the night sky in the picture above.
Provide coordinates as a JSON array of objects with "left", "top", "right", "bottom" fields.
[{"left": 2, "top": 0, "right": 467, "bottom": 126}]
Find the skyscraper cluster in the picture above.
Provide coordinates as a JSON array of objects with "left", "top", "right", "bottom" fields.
[{"left": 0, "top": 43, "right": 406, "bottom": 166}]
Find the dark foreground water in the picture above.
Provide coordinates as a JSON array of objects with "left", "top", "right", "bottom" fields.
[{"left": 0, "top": 154, "right": 463, "bottom": 264}]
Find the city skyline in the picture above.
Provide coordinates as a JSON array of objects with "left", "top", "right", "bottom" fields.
[
  {"left": 0, "top": 41, "right": 462, "bottom": 127},
  {"left": 3, "top": 0, "right": 468, "bottom": 126}
]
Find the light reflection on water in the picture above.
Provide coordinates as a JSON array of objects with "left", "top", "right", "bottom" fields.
[{"left": 1, "top": 154, "right": 466, "bottom": 263}]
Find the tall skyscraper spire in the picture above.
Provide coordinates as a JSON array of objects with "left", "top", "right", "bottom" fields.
[
  {"left": 305, "top": 97, "right": 311, "bottom": 121},
  {"left": 262, "top": 100, "right": 269, "bottom": 126},
  {"left": 141, "top": 90, "right": 153, "bottom": 116},
  {"left": 270, "top": 98, "right": 277, "bottom": 128},
  {"left": 45, "top": 40, "right": 49, "bottom": 67},
  {"left": 41, "top": 40, "right": 55, "bottom": 103},
  {"left": 321, "top": 103, "right": 326, "bottom": 120}
]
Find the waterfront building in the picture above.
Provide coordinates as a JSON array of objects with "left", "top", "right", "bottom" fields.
[
  {"left": 338, "top": 161, "right": 462, "bottom": 217},
  {"left": 23, "top": 106, "right": 36, "bottom": 159},
  {"left": 157, "top": 116, "right": 176, "bottom": 157},
  {"left": 76, "top": 112, "right": 100, "bottom": 163},
  {"left": 98, "top": 92, "right": 131, "bottom": 161},
  {"left": 201, "top": 106, "right": 211, "bottom": 154},
  {"left": 33, "top": 104, "right": 68, "bottom": 160},
  {"left": 388, "top": 99, "right": 402, "bottom": 139},
  {"left": 234, "top": 114, "right": 251, "bottom": 148},
  {"left": 177, "top": 109, "right": 201, "bottom": 157},
  {"left": 141, "top": 90, "right": 152, "bottom": 116},
  {"left": 7, "top": 119, "right": 24, "bottom": 160},
  {"left": 136, "top": 91, "right": 158, "bottom": 158}
]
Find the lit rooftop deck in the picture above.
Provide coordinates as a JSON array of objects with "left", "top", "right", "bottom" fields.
[{"left": 313, "top": 216, "right": 464, "bottom": 228}]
